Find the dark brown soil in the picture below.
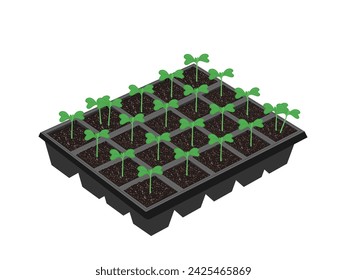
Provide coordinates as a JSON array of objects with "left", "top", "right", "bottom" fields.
[
  {"left": 77, "top": 142, "right": 113, "bottom": 168},
  {"left": 204, "top": 115, "right": 238, "bottom": 137},
  {"left": 233, "top": 102, "right": 265, "bottom": 122},
  {"left": 49, "top": 122, "right": 90, "bottom": 151},
  {"left": 112, "top": 126, "right": 147, "bottom": 149},
  {"left": 136, "top": 143, "right": 174, "bottom": 167},
  {"left": 100, "top": 159, "right": 139, "bottom": 186},
  {"left": 230, "top": 131, "right": 269, "bottom": 156},
  {"left": 176, "top": 67, "right": 217, "bottom": 88},
  {"left": 178, "top": 99, "right": 210, "bottom": 120},
  {"left": 198, "top": 145, "right": 241, "bottom": 172},
  {"left": 164, "top": 162, "right": 209, "bottom": 189},
  {"left": 204, "top": 85, "right": 237, "bottom": 107},
  {"left": 145, "top": 111, "right": 181, "bottom": 134},
  {"left": 125, "top": 177, "right": 176, "bottom": 207},
  {"left": 153, "top": 80, "right": 184, "bottom": 102},
  {"left": 256, "top": 118, "right": 297, "bottom": 141},
  {"left": 84, "top": 107, "right": 121, "bottom": 132},
  {"left": 121, "top": 94, "right": 155, "bottom": 116},
  {"left": 171, "top": 129, "right": 209, "bottom": 150}
]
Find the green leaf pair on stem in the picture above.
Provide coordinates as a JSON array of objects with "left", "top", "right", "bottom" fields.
[
  {"left": 238, "top": 119, "right": 263, "bottom": 147},
  {"left": 109, "top": 149, "right": 135, "bottom": 178},
  {"left": 59, "top": 111, "right": 84, "bottom": 139},
  {"left": 84, "top": 129, "right": 110, "bottom": 158},
  {"left": 119, "top": 113, "right": 145, "bottom": 143},
  {"left": 86, "top": 95, "right": 122, "bottom": 126},
  {"left": 153, "top": 99, "right": 179, "bottom": 127},
  {"left": 129, "top": 84, "right": 154, "bottom": 113},
  {"left": 137, "top": 166, "right": 163, "bottom": 194},
  {"left": 183, "top": 84, "right": 209, "bottom": 112},
  {"left": 208, "top": 133, "right": 234, "bottom": 162},
  {"left": 174, "top": 148, "right": 199, "bottom": 176},
  {"left": 208, "top": 68, "right": 234, "bottom": 97},
  {"left": 209, "top": 103, "right": 235, "bottom": 131},
  {"left": 180, "top": 118, "right": 205, "bottom": 147},
  {"left": 184, "top": 53, "right": 209, "bottom": 82},
  {"left": 235, "top": 87, "right": 260, "bottom": 116},
  {"left": 159, "top": 70, "right": 184, "bottom": 98},
  {"left": 145, "top": 132, "right": 171, "bottom": 161},
  {"left": 263, "top": 103, "right": 300, "bottom": 133}
]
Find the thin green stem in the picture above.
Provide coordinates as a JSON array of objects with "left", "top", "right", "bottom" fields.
[
  {"left": 275, "top": 114, "right": 278, "bottom": 131},
  {"left": 221, "top": 113, "right": 224, "bottom": 131},
  {"left": 280, "top": 116, "right": 288, "bottom": 133},
  {"left": 195, "top": 63, "right": 198, "bottom": 83},
  {"left": 191, "top": 126, "right": 194, "bottom": 147},
  {"left": 250, "top": 128, "right": 253, "bottom": 147},
  {"left": 149, "top": 174, "right": 152, "bottom": 194},
  {"left": 165, "top": 109, "right": 168, "bottom": 127},
  {"left": 140, "top": 93, "right": 143, "bottom": 113},
  {"left": 195, "top": 93, "right": 198, "bottom": 112},
  {"left": 70, "top": 120, "right": 74, "bottom": 139},
  {"left": 157, "top": 141, "right": 160, "bottom": 161},
  {"left": 185, "top": 156, "right": 189, "bottom": 176},
  {"left": 220, "top": 142, "right": 223, "bottom": 162},
  {"left": 121, "top": 157, "right": 125, "bottom": 177},
  {"left": 99, "top": 108, "right": 102, "bottom": 125},
  {"left": 96, "top": 138, "right": 99, "bottom": 158},
  {"left": 131, "top": 121, "right": 134, "bottom": 142},
  {"left": 220, "top": 78, "right": 223, "bottom": 97},
  {"left": 170, "top": 79, "right": 173, "bottom": 98},
  {"left": 246, "top": 97, "right": 249, "bottom": 116},
  {"left": 107, "top": 106, "right": 111, "bottom": 127}
]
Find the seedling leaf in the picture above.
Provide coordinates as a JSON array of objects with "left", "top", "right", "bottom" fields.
[
  {"left": 84, "top": 129, "right": 95, "bottom": 141},
  {"left": 134, "top": 113, "right": 145, "bottom": 122},
  {"left": 183, "top": 85, "right": 194, "bottom": 96},
  {"left": 161, "top": 132, "right": 171, "bottom": 142},
  {"left": 198, "top": 53, "right": 209, "bottom": 62},
  {"left": 249, "top": 87, "right": 260, "bottom": 96},
  {"left": 159, "top": 70, "right": 170, "bottom": 81},
  {"left": 194, "top": 118, "right": 205, "bottom": 127},
  {"left": 99, "top": 129, "right": 110, "bottom": 139},
  {"left": 119, "top": 114, "right": 130, "bottom": 125},
  {"left": 137, "top": 166, "right": 149, "bottom": 177},
  {"left": 74, "top": 111, "right": 85, "bottom": 120},
  {"left": 173, "top": 69, "right": 184, "bottom": 79},
  {"left": 208, "top": 134, "right": 219, "bottom": 145},
  {"left": 174, "top": 148, "right": 186, "bottom": 159},
  {"left": 153, "top": 99, "right": 164, "bottom": 110},
  {"left": 59, "top": 111, "right": 70, "bottom": 122},
  {"left": 184, "top": 54, "right": 195, "bottom": 65},
  {"left": 290, "top": 109, "right": 301, "bottom": 119},
  {"left": 223, "top": 68, "right": 234, "bottom": 77},
  {"left": 145, "top": 132, "right": 157, "bottom": 144},
  {"left": 198, "top": 84, "right": 209, "bottom": 93},
  {"left": 209, "top": 104, "right": 220, "bottom": 115},
  {"left": 129, "top": 85, "right": 139, "bottom": 96},
  {"left": 152, "top": 166, "right": 163, "bottom": 175},
  {"left": 168, "top": 99, "right": 179, "bottom": 108},
  {"left": 110, "top": 149, "right": 121, "bottom": 160},
  {"left": 124, "top": 149, "right": 135, "bottom": 158},
  {"left": 190, "top": 148, "right": 200, "bottom": 157},
  {"left": 208, "top": 69, "right": 219, "bottom": 80},
  {"left": 85, "top": 98, "right": 97, "bottom": 109},
  {"left": 179, "top": 118, "right": 191, "bottom": 129},
  {"left": 263, "top": 103, "right": 274, "bottom": 114},
  {"left": 252, "top": 119, "right": 264, "bottom": 128},
  {"left": 238, "top": 119, "right": 249, "bottom": 130},
  {"left": 143, "top": 84, "right": 154, "bottom": 94},
  {"left": 235, "top": 88, "right": 246, "bottom": 99},
  {"left": 111, "top": 98, "right": 122, "bottom": 108},
  {"left": 223, "top": 133, "right": 234, "bottom": 143}
]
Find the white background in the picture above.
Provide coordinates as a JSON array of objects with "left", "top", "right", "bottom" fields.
[{"left": 1, "top": 1, "right": 346, "bottom": 279}]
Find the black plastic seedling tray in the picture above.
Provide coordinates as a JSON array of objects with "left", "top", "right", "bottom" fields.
[{"left": 40, "top": 65, "right": 307, "bottom": 235}]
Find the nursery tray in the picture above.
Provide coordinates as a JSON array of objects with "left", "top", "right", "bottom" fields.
[{"left": 40, "top": 65, "right": 307, "bottom": 235}]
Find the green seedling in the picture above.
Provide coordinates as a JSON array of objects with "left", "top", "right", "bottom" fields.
[
  {"left": 145, "top": 132, "right": 171, "bottom": 161},
  {"left": 238, "top": 119, "right": 263, "bottom": 147},
  {"left": 84, "top": 129, "right": 110, "bottom": 158},
  {"left": 183, "top": 84, "right": 209, "bottom": 112},
  {"left": 180, "top": 118, "right": 205, "bottom": 147},
  {"left": 153, "top": 99, "right": 179, "bottom": 127},
  {"left": 85, "top": 95, "right": 109, "bottom": 125},
  {"left": 209, "top": 103, "right": 235, "bottom": 131},
  {"left": 235, "top": 87, "right": 260, "bottom": 116},
  {"left": 103, "top": 96, "right": 122, "bottom": 127},
  {"left": 119, "top": 113, "right": 145, "bottom": 143},
  {"left": 263, "top": 102, "right": 288, "bottom": 131},
  {"left": 174, "top": 147, "right": 200, "bottom": 176},
  {"left": 137, "top": 166, "right": 163, "bottom": 194},
  {"left": 59, "top": 110, "right": 84, "bottom": 139},
  {"left": 129, "top": 84, "right": 154, "bottom": 113},
  {"left": 159, "top": 69, "right": 184, "bottom": 98},
  {"left": 183, "top": 53, "right": 210, "bottom": 82},
  {"left": 279, "top": 105, "right": 300, "bottom": 133},
  {"left": 208, "top": 68, "right": 234, "bottom": 97},
  {"left": 109, "top": 149, "right": 135, "bottom": 178},
  {"left": 208, "top": 133, "right": 234, "bottom": 162}
]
